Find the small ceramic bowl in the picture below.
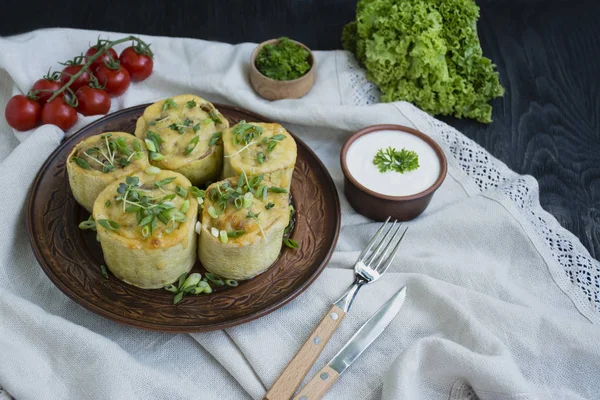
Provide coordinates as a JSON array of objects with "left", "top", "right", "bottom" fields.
[
  {"left": 249, "top": 38, "right": 315, "bottom": 101},
  {"left": 340, "top": 124, "right": 447, "bottom": 222}
]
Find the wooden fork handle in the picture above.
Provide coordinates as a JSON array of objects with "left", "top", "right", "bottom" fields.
[
  {"left": 264, "top": 305, "right": 346, "bottom": 400},
  {"left": 293, "top": 365, "right": 339, "bottom": 400}
]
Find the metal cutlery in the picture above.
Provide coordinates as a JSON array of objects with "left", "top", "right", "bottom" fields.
[
  {"left": 264, "top": 218, "right": 408, "bottom": 400},
  {"left": 294, "top": 286, "right": 407, "bottom": 400}
]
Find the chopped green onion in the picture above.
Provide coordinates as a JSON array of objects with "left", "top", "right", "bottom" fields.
[
  {"left": 78, "top": 216, "right": 96, "bottom": 231},
  {"left": 145, "top": 166, "right": 161, "bottom": 175},
  {"left": 227, "top": 230, "right": 245, "bottom": 238},
  {"left": 133, "top": 139, "right": 142, "bottom": 152},
  {"left": 219, "top": 230, "right": 228, "bottom": 244},
  {"left": 283, "top": 238, "right": 299, "bottom": 248},
  {"left": 210, "top": 227, "right": 219, "bottom": 237},
  {"left": 186, "top": 99, "right": 197, "bottom": 108},
  {"left": 154, "top": 177, "right": 176, "bottom": 188},
  {"left": 225, "top": 279, "right": 239, "bottom": 287},
  {"left": 189, "top": 186, "right": 206, "bottom": 198},
  {"left": 209, "top": 131, "right": 222, "bottom": 146},
  {"left": 181, "top": 199, "right": 190, "bottom": 213},
  {"left": 242, "top": 192, "right": 253, "bottom": 208},
  {"left": 144, "top": 139, "right": 157, "bottom": 152},
  {"left": 175, "top": 185, "right": 187, "bottom": 198},
  {"left": 100, "top": 264, "right": 109, "bottom": 279},
  {"left": 164, "top": 284, "right": 179, "bottom": 293},
  {"left": 141, "top": 225, "right": 150, "bottom": 238},
  {"left": 195, "top": 221, "right": 202, "bottom": 234},
  {"left": 149, "top": 152, "right": 165, "bottom": 161},
  {"left": 268, "top": 186, "right": 288, "bottom": 193},
  {"left": 97, "top": 219, "right": 120, "bottom": 231},
  {"left": 265, "top": 202, "right": 275, "bottom": 210},
  {"left": 184, "top": 136, "right": 200, "bottom": 155},
  {"left": 234, "top": 197, "right": 243, "bottom": 209},
  {"left": 205, "top": 272, "right": 225, "bottom": 286},
  {"left": 105, "top": 200, "right": 111, "bottom": 207},
  {"left": 177, "top": 273, "right": 187, "bottom": 290},
  {"left": 182, "top": 273, "right": 202, "bottom": 290},
  {"left": 173, "top": 291, "right": 184, "bottom": 304},
  {"left": 208, "top": 206, "right": 219, "bottom": 218}
]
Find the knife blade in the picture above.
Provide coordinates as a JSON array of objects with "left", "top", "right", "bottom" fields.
[
  {"left": 329, "top": 285, "right": 407, "bottom": 375},
  {"left": 293, "top": 286, "right": 407, "bottom": 400}
]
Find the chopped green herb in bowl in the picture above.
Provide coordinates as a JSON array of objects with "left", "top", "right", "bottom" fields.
[{"left": 255, "top": 37, "right": 312, "bottom": 81}]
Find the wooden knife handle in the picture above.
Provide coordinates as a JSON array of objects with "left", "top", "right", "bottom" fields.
[
  {"left": 293, "top": 365, "right": 339, "bottom": 400},
  {"left": 264, "top": 305, "right": 346, "bottom": 400}
]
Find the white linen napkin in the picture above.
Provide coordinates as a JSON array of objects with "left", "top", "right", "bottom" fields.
[{"left": 1, "top": 28, "right": 599, "bottom": 400}]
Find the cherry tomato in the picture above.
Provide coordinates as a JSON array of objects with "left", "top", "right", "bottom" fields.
[
  {"left": 119, "top": 46, "right": 154, "bottom": 81},
  {"left": 95, "top": 63, "right": 130, "bottom": 96},
  {"left": 31, "top": 78, "right": 62, "bottom": 103},
  {"left": 76, "top": 86, "right": 111, "bottom": 116},
  {"left": 60, "top": 65, "right": 91, "bottom": 92},
  {"left": 85, "top": 47, "right": 119, "bottom": 70},
  {"left": 5, "top": 94, "right": 41, "bottom": 131},
  {"left": 41, "top": 98, "right": 78, "bottom": 131}
]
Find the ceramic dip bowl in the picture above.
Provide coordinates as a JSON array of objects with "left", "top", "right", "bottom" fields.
[
  {"left": 249, "top": 38, "right": 315, "bottom": 100},
  {"left": 340, "top": 124, "right": 447, "bottom": 221}
]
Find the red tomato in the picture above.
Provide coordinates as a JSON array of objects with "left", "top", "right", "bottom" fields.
[
  {"left": 5, "top": 94, "right": 41, "bottom": 131},
  {"left": 95, "top": 63, "right": 130, "bottom": 96},
  {"left": 41, "top": 98, "right": 78, "bottom": 131},
  {"left": 119, "top": 46, "right": 154, "bottom": 81},
  {"left": 85, "top": 47, "right": 119, "bottom": 70},
  {"left": 76, "top": 86, "right": 111, "bottom": 116},
  {"left": 31, "top": 78, "right": 62, "bottom": 103},
  {"left": 60, "top": 65, "right": 91, "bottom": 92}
]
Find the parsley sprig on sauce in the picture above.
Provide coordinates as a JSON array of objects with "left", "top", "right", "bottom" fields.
[{"left": 373, "top": 147, "right": 419, "bottom": 174}]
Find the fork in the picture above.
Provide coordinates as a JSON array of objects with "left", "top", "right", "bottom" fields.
[{"left": 265, "top": 217, "right": 408, "bottom": 400}]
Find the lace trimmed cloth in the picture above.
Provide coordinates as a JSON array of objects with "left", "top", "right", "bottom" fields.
[{"left": 343, "top": 52, "right": 600, "bottom": 324}]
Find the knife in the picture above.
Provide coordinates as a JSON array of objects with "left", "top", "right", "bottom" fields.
[{"left": 293, "top": 286, "right": 407, "bottom": 400}]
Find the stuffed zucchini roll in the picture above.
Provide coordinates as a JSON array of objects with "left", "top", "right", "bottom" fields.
[
  {"left": 134, "top": 94, "right": 228, "bottom": 186},
  {"left": 67, "top": 132, "right": 149, "bottom": 212},
  {"left": 222, "top": 121, "right": 297, "bottom": 191},
  {"left": 198, "top": 174, "right": 290, "bottom": 280},
  {"left": 92, "top": 169, "right": 198, "bottom": 289}
]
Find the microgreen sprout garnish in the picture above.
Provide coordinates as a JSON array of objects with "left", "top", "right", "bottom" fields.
[
  {"left": 73, "top": 135, "right": 143, "bottom": 173},
  {"left": 154, "top": 177, "right": 176, "bottom": 188},
  {"left": 97, "top": 219, "right": 121, "bottom": 230},
  {"left": 373, "top": 146, "right": 419, "bottom": 174},
  {"left": 283, "top": 238, "right": 299, "bottom": 248},
  {"left": 145, "top": 130, "right": 164, "bottom": 156},
  {"left": 232, "top": 120, "right": 263, "bottom": 146},
  {"left": 78, "top": 215, "right": 96, "bottom": 231},
  {"left": 209, "top": 131, "right": 222, "bottom": 146},
  {"left": 162, "top": 98, "right": 178, "bottom": 111},
  {"left": 184, "top": 136, "right": 200, "bottom": 155},
  {"left": 256, "top": 152, "right": 266, "bottom": 164},
  {"left": 100, "top": 264, "right": 109, "bottom": 279},
  {"left": 262, "top": 134, "right": 286, "bottom": 152},
  {"left": 168, "top": 118, "right": 194, "bottom": 135},
  {"left": 265, "top": 202, "right": 275, "bottom": 210},
  {"left": 186, "top": 100, "right": 197, "bottom": 109}
]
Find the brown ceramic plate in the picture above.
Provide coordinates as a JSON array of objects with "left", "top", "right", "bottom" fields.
[{"left": 26, "top": 103, "right": 340, "bottom": 332}]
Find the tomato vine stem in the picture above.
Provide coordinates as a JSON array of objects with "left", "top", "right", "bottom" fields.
[{"left": 47, "top": 35, "right": 152, "bottom": 103}]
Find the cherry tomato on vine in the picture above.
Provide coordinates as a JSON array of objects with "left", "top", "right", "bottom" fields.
[
  {"left": 85, "top": 46, "right": 119, "bottom": 70},
  {"left": 95, "top": 61, "right": 130, "bottom": 96},
  {"left": 5, "top": 94, "right": 41, "bottom": 131},
  {"left": 60, "top": 65, "right": 91, "bottom": 92},
  {"left": 76, "top": 86, "right": 111, "bottom": 116},
  {"left": 119, "top": 46, "right": 154, "bottom": 81},
  {"left": 31, "top": 71, "right": 62, "bottom": 104},
  {"left": 41, "top": 98, "right": 78, "bottom": 131}
]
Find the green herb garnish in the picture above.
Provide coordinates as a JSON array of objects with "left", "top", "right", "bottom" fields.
[
  {"left": 72, "top": 156, "right": 90, "bottom": 170},
  {"left": 256, "top": 152, "right": 266, "bottom": 164},
  {"left": 255, "top": 37, "right": 311, "bottom": 81},
  {"left": 262, "top": 134, "right": 286, "bottom": 152},
  {"left": 372, "top": 147, "right": 419, "bottom": 174},
  {"left": 209, "top": 131, "right": 222, "bottom": 146},
  {"left": 78, "top": 215, "right": 96, "bottom": 231},
  {"left": 184, "top": 136, "right": 200, "bottom": 155},
  {"left": 227, "top": 230, "right": 245, "bottom": 238},
  {"left": 97, "top": 219, "right": 121, "bottom": 231},
  {"left": 186, "top": 100, "right": 197, "bottom": 109},
  {"left": 265, "top": 202, "right": 275, "bottom": 210},
  {"left": 162, "top": 98, "right": 178, "bottom": 111},
  {"left": 283, "top": 238, "right": 300, "bottom": 249},
  {"left": 268, "top": 186, "right": 288, "bottom": 194},
  {"left": 232, "top": 121, "right": 263, "bottom": 146},
  {"left": 100, "top": 264, "right": 109, "bottom": 279}
]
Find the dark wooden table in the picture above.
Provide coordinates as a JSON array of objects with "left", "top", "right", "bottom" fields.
[{"left": 3, "top": 0, "right": 599, "bottom": 257}]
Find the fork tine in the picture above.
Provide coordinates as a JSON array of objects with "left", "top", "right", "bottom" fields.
[
  {"left": 373, "top": 222, "right": 404, "bottom": 271},
  {"left": 364, "top": 220, "right": 397, "bottom": 266},
  {"left": 378, "top": 226, "right": 409, "bottom": 275},
  {"left": 357, "top": 216, "right": 391, "bottom": 261}
]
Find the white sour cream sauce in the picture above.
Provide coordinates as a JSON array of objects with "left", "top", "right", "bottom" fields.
[{"left": 346, "top": 130, "right": 441, "bottom": 196}]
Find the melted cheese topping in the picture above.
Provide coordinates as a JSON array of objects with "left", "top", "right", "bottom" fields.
[
  {"left": 223, "top": 122, "right": 296, "bottom": 175},
  {"left": 94, "top": 172, "right": 196, "bottom": 247},
  {"left": 202, "top": 178, "right": 290, "bottom": 246},
  {"left": 137, "top": 95, "right": 228, "bottom": 170}
]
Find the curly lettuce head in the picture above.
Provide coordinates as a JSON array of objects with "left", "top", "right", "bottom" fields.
[{"left": 343, "top": 0, "right": 504, "bottom": 123}]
